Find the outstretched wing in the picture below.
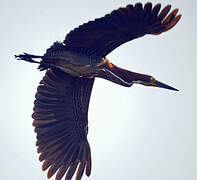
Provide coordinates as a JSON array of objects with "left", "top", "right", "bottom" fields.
[
  {"left": 64, "top": 2, "right": 181, "bottom": 58},
  {"left": 32, "top": 68, "right": 94, "bottom": 180}
]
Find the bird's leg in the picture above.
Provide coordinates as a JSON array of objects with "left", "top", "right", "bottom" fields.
[
  {"left": 15, "top": 53, "right": 43, "bottom": 64},
  {"left": 15, "top": 52, "right": 58, "bottom": 71}
]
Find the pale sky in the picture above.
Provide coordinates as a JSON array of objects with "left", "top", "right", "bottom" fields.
[{"left": 1, "top": 0, "right": 197, "bottom": 180}]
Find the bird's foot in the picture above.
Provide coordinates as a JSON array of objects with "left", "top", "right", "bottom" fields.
[
  {"left": 15, "top": 52, "right": 57, "bottom": 71},
  {"left": 14, "top": 53, "right": 42, "bottom": 64}
]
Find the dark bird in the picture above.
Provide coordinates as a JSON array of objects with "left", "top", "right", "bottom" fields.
[{"left": 15, "top": 2, "right": 181, "bottom": 180}]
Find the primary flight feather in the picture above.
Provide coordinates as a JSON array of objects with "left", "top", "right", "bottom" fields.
[{"left": 15, "top": 2, "right": 181, "bottom": 180}]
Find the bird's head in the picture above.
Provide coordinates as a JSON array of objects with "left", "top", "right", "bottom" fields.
[{"left": 133, "top": 74, "right": 178, "bottom": 91}]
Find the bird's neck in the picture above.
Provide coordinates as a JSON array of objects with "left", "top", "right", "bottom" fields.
[{"left": 96, "top": 59, "right": 148, "bottom": 87}]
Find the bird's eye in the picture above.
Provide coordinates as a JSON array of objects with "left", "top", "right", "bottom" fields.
[{"left": 150, "top": 77, "right": 155, "bottom": 82}]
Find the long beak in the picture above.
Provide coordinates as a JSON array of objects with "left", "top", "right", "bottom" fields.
[{"left": 155, "top": 80, "right": 178, "bottom": 91}]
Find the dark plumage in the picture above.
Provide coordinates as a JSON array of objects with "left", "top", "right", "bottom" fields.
[{"left": 15, "top": 2, "right": 181, "bottom": 180}]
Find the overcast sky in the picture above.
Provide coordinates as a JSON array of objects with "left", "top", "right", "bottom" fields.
[{"left": 1, "top": 0, "right": 197, "bottom": 180}]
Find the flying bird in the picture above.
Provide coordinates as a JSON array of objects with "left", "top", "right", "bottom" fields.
[{"left": 15, "top": 2, "right": 181, "bottom": 180}]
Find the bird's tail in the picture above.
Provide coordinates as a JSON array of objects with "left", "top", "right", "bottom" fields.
[{"left": 15, "top": 53, "right": 57, "bottom": 71}]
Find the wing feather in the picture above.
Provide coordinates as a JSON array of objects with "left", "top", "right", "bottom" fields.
[
  {"left": 32, "top": 68, "right": 94, "bottom": 180},
  {"left": 63, "top": 2, "right": 181, "bottom": 58}
]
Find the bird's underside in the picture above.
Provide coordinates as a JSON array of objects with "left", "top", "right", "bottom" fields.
[{"left": 15, "top": 2, "right": 181, "bottom": 180}]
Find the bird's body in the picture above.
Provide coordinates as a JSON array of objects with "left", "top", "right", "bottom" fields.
[{"left": 15, "top": 2, "right": 181, "bottom": 180}]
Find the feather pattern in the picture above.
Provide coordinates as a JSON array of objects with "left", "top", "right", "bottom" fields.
[
  {"left": 14, "top": 2, "right": 182, "bottom": 180},
  {"left": 32, "top": 68, "right": 94, "bottom": 180},
  {"left": 63, "top": 2, "right": 181, "bottom": 59}
]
